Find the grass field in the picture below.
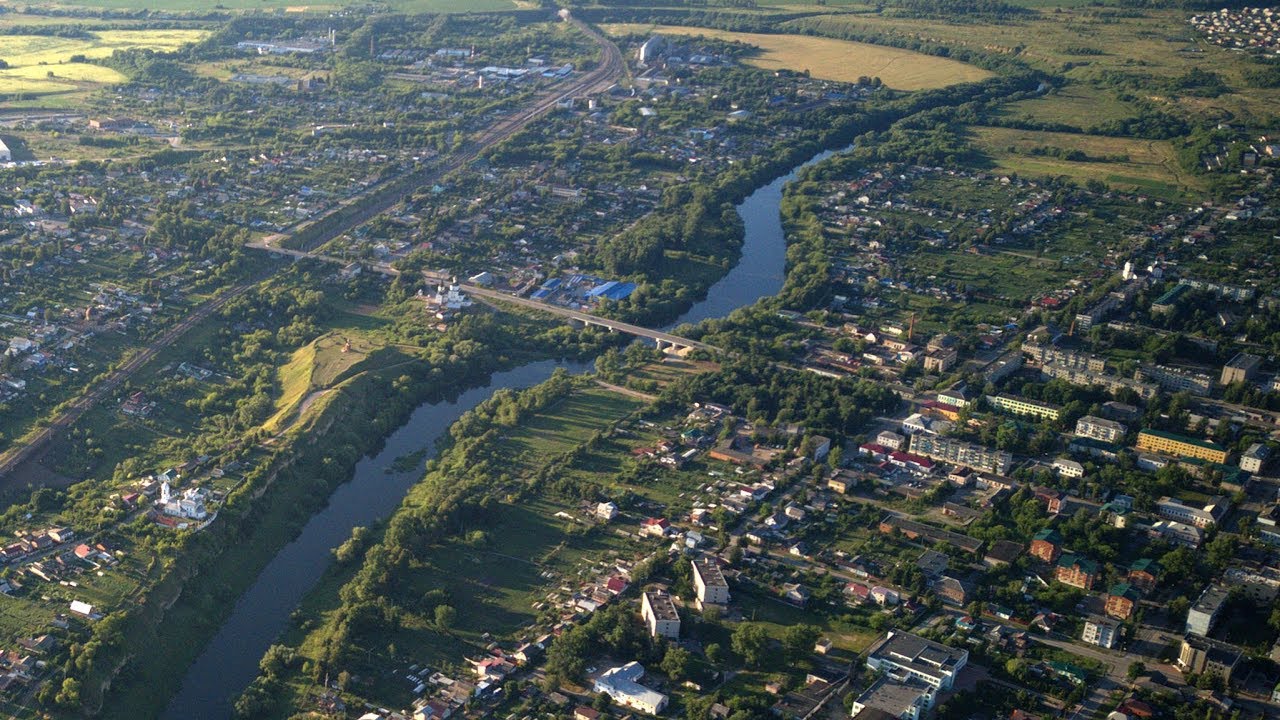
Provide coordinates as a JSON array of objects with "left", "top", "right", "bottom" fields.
[
  {"left": 0, "top": 29, "right": 208, "bottom": 95},
  {"left": 18, "top": 0, "right": 522, "bottom": 10},
  {"left": 786, "top": 8, "right": 1280, "bottom": 122},
  {"left": 264, "top": 331, "right": 409, "bottom": 434},
  {"left": 996, "top": 84, "right": 1139, "bottom": 129},
  {"left": 969, "top": 125, "right": 1204, "bottom": 198},
  {"left": 488, "top": 386, "right": 645, "bottom": 476},
  {"left": 602, "top": 24, "right": 991, "bottom": 90}
]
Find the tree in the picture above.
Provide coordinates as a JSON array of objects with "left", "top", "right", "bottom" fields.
[
  {"left": 1126, "top": 662, "right": 1145, "bottom": 680},
  {"left": 731, "top": 623, "right": 770, "bottom": 667},
  {"left": 660, "top": 646, "right": 692, "bottom": 680},
  {"left": 435, "top": 605, "right": 456, "bottom": 632},
  {"left": 705, "top": 642, "right": 723, "bottom": 665},
  {"left": 781, "top": 624, "right": 821, "bottom": 662},
  {"left": 55, "top": 677, "right": 81, "bottom": 707}
]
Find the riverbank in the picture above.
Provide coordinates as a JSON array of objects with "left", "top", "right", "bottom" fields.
[{"left": 91, "top": 340, "right": 602, "bottom": 720}]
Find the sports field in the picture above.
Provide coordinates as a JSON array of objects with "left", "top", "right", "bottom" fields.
[
  {"left": 0, "top": 29, "right": 208, "bottom": 95},
  {"left": 602, "top": 24, "right": 991, "bottom": 90}
]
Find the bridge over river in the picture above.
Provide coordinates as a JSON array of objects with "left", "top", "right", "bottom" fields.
[{"left": 461, "top": 283, "right": 718, "bottom": 354}]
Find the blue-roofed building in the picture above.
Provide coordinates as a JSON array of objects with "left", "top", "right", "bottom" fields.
[
  {"left": 542, "top": 278, "right": 562, "bottom": 290},
  {"left": 530, "top": 288, "right": 551, "bottom": 300},
  {"left": 587, "top": 281, "right": 636, "bottom": 302}
]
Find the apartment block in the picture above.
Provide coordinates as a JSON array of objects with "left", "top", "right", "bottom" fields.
[
  {"left": 1136, "top": 429, "right": 1228, "bottom": 464},
  {"left": 909, "top": 435, "right": 1012, "bottom": 475},
  {"left": 1074, "top": 415, "right": 1126, "bottom": 443},
  {"left": 640, "top": 590, "right": 680, "bottom": 639},
  {"left": 985, "top": 394, "right": 1062, "bottom": 422}
]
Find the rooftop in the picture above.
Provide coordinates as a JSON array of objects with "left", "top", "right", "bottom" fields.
[
  {"left": 693, "top": 558, "right": 728, "bottom": 589},
  {"left": 1138, "top": 428, "right": 1226, "bottom": 453},
  {"left": 868, "top": 630, "right": 967, "bottom": 679}
]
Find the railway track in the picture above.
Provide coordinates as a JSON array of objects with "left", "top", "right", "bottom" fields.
[{"left": 0, "top": 15, "right": 626, "bottom": 481}]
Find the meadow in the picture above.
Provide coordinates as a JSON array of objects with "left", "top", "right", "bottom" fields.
[
  {"left": 18, "top": 0, "right": 522, "bottom": 11},
  {"left": 786, "top": 8, "right": 1280, "bottom": 122},
  {"left": 0, "top": 29, "right": 208, "bottom": 95},
  {"left": 969, "top": 125, "right": 1204, "bottom": 198},
  {"left": 601, "top": 24, "right": 992, "bottom": 90}
]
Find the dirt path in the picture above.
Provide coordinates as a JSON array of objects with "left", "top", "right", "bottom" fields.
[{"left": 594, "top": 379, "right": 658, "bottom": 402}]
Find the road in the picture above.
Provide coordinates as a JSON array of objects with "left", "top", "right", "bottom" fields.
[
  {"left": 0, "top": 282, "right": 254, "bottom": 479},
  {"left": 251, "top": 14, "right": 625, "bottom": 257},
  {"left": 0, "top": 14, "right": 627, "bottom": 482},
  {"left": 462, "top": 284, "right": 718, "bottom": 353}
]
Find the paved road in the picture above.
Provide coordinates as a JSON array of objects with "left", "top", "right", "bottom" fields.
[
  {"left": 0, "top": 282, "right": 253, "bottom": 479},
  {"left": 0, "top": 14, "right": 628, "bottom": 482},
  {"left": 463, "top": 284, "right": 718, "bottom": 352}
]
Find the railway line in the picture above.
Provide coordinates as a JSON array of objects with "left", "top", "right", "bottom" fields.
[{"left": 0, "top": 15, "right": 626, "bottom": 481}]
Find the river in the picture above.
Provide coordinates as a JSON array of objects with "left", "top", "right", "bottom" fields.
[{"left": 163, "top": 143, "right": 845, "bottom": 719}]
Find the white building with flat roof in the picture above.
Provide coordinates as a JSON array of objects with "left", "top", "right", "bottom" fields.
[
  {"left": 865, "top": 631, "right": 968, "bottom": 691},
  {"left": 850, "top": 677, "right": 935, "bottom": 720},
  {"left": 594, "top": 662, "right": 667, "bottom": 715},
  {"left": 1082, "top": 616, "right": 1119, "bottom": 649},
  {"left": 640, "top": 590, "right": 680, "bottom": 639},
  {"left": 692, "top": 558, "right": 729, "bottom": 610}
]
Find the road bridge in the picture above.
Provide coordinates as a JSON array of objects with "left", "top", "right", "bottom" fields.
[{"left": 462, "top": 284, "right": 718, "bottom": 355}]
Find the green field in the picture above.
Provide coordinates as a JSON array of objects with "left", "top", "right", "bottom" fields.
[
  {"left": 787, "top": 8, "right": 1280, "bottom": 122},
  {"left": 0, "top": 29, "right": 208, "bottom": 95},
  {"left": 602, "top": 24, "right": 992, "bottom": 90},
  {"left": 969, "top": 125, "right": 1205, "bottom": 198},
  {"left": 997, "top": 84, "right": 1139, "bottom": 129},
  {"left": 265, "top": 331, "right": 411, "bottom": 434},
  {"left": 18, "top": 0, "right": 524, "bottom": 11}
]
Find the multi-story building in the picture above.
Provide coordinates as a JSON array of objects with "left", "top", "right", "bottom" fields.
[
  {"left": 1150, "top": 520, "right": 1203, "bottom": 548},
  {"left": 1055, "top": 554, "right": 1098, "bottom": 591},
  {"left": 1223, "top": 566, "right": 1280, "bottom": 602},
  {"left": 909, "top": 435, "right": 1012, "bottom": 475},
  {"left": 1178, "top": 635, "right": 1242, "bottom": 683},
  {"left": 1082, "top": 616, "right": 1119, "bottom": 649},
  {"left": 1137, "top": 365, "right": 1214, "bottom": 396},
  {"left": 640, "top": 590, "right": 680, "bottom": 639},
  {"left": 1040, "top": 363, "right": 1158, "bottom": 400},
  {"left": 1221, "top": 352, "right": 1263, "bottom": 386},
  {"left": 850, "top": 677, "right": 935, "bottom": 720},
  {"left": 1127, "top": 559, "right": 1160, "bottom": 593},
  {"left": 1178, "top": 277, "right": 1254, "bottom": 302},
  {"left": 985, "top": 394, "right": 1062, "bottom": 422},
  {"left": 1074, "top": 415, "right": 1126, "bottom": 443},
  {"left": 1075, "top": 294, "right": 1120, "bottom": 331},
  {"left": 593, "top": 662, "right": 668, "bottom": 714},
  {"left": 1241, "top": 443, "right": 1269, "bottom": 474},
  {"left": 691, "top": 558, "right": 729, "bottom": 610},
  {"left": 1022, "top": 343, "right": 1107, "bottom": 372},
  {"left": 1029, "top": 528, "right": 1062, "bottom": 563},
  {"left": 936, "top": 388, "right": 973, "bottom": 409},
  {"left": 865, "top": 631, "right": 968, "bottom": 691},
  {"left": 1157, "top": 495, "right": 1228, "bottom": 529},
  {"left": 1053, "top": 458, "right": 1084, "bottom": 478},
  {"left": 1104, "top": 583, "right": 1140, "bottom": 620},
  {"left": 983, "top": 351, "right": 1023, "bottom": 385},
  {"left": 924, "top": 347, "right": 958, "bottom": 374},
  {"left": 1136, "top": 429, "right": 1228, "bottom": 464},
  {"left": 1186, "top": 584, "right": 1230, "bottom": 636}
]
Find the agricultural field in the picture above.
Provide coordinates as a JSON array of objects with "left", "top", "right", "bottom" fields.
[
  {"left": 601, "top": 24, "right": 992, "bottom": 90},
  {"left": 17, "top": 0, "right": 525, "bottom": 11},
  {"left": 0, "top": 29, "right": 208, "bottom": 96},
  {"left": 969, "top": 125, "right": 1205, "bottom": 198},
  {"left": 787, "top": 8, "right": 1280, "bottom": 121}
]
